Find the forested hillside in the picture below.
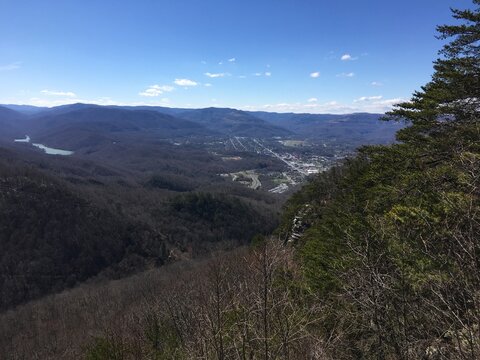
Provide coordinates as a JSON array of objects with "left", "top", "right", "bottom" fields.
[
  {"left": 0, "top": 2, "right": 478, "bottom": 359},
  {"left": 279, "top": 3, "right": 480, "bottom": 357},
  {"left": 0, "top": 147, "right": 279, "bottom": 311},
  {"left": 0, "top": 154, "right": 168, "bottom": 310}
]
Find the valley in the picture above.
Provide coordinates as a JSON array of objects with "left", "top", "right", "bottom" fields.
[
  {"left": 4, "top": 104, "right": 401, "bottom": 198},
  {"left": 1, "top": 1, "right": 478, "bottom": 358},
  {"left": 0, "top": 103, "right": 402, "bottom": 312},
  {"left": 212, "top": 136, "right": 344, "bottom": 193}
]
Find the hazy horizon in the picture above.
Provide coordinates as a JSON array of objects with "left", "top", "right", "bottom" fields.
[{"left": 1, "top": 0, "right": 474, "bottom": 114}]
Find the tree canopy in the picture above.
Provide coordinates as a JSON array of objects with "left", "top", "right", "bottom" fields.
[{"left": 278, "top": 1, "right": 480, "bottom": 357}]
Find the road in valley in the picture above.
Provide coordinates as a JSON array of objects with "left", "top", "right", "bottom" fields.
[{"left": 252, "top": 139, "right": 308, "bottom": 176}]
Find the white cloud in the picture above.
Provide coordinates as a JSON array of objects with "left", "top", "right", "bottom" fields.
[
  {"left": 9, "top": 95, "right": 180, "bottom": 108},
  {"left": 310, "top": 72, "right": 320, "bottom": 78},
  {"left": 354, "top": 95, "right": 383, "bottom": 102},
  {"left": 139, "top": 84, "right": 175, "bottom": 97},
  {"left": 95, "top": 97, "right": 123, "bottom": 105},
  {"left": 341, "top": 54, "right": 357, "bottom": 61},
  {"left": 205, "top": 72, "right": 226, "bottom": 78},
  {"left": 374, "top": 98, "right": 404, "bottom": 107},
  {"left": 218, "top": 61, "right": 223, "bottom": 65},
  {"left": 251, "top": 72, "right": 272, "bottom": 77},
  {"left": 238, "top": 75, "right": 247, "bottom": 79},
  {"left": 26, "top": 97, "right": 77, "bottom": 107},
  {"left": 0, "top": 62, "right": 21, "bottom": 71},
  {"left": 240, "top": 97, "right": 404, "bottom": 114},
  {"left": 174, "top": 78, "right": 198, "bottom": 86},
  {"left": 204, "top": 83, "right": 213, "bottom": 87},
  {"left": 228, "top": 58, "right": 236, "bottom": 62},
  {"left": 371, "top": 81, "right": 383, "bottom": 86},
  {"left": 308, "top": 98, "right": 318, "bottom": 103},
  {"left": 337, "top": 72, "right": 355, "bottom": 78},
  {"left": 23, "top": 96, "right": 122, "bottom": 107},
  {"left": 41, "top": 89, "right": 77, "bottom": 97},
  {"left": 4, "top": 94, "right": 404, "bottom": 114}
]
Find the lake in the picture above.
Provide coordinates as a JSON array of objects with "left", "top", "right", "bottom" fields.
[
  {"left": 32, "top": 143, "right": 74, "bottom": 156},
  {"left": 14, "top": 135, "right": 74, "bottom": 156},
  {"left": 14, "top": 135, "right": 31, "bottom": 143}
]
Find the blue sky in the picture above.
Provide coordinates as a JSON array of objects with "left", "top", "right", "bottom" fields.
[{"left": 0, "top": 0, "right": 474, "bottom": 113}]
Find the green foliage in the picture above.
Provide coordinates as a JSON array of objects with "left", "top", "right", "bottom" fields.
[
  {"left": 143, "top": 313, "right": 184, "bottom": 359},
  {"left": 2, "top": 3, "right": 479, "bottom": 359},
  {"left": 279, "top": 2, "right": 480, "bottom": 357},
  {"left": 250, "top": 234, "right": 266, "bottom": 248},
  {"left": 85, "top": 337, "right": 129, "bottom": 360},
  {"left": 386, "top": 1, "right": 480, "bottom": 145}
]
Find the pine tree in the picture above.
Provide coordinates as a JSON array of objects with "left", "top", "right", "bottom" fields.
[
  {"left": 281, "top": 2, "right": 480, "bottom": 357},
  {"left": 387, "top": 1, "right": 479, "bottom": 146}
]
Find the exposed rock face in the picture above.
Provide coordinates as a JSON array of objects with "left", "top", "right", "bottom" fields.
[{"left": 287, "top": 204, "right": 312, "bottom": 244}]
